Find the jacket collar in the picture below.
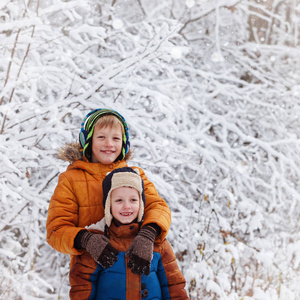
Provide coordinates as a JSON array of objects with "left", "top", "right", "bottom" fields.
[
  {"left": 109, "top": 222, "right": 140, "bottom": 238},
  {"left": 66, "top": 159, "right": 128, "bottom": 176}
]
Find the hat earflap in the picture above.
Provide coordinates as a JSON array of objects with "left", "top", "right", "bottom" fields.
[
  {"left": 79, "top": 129, "right": 88, "bottom": 148},
  {"left": 79, "top": 108, "right": 100, "bottom": 148}
]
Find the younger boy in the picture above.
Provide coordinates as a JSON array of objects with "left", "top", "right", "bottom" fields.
[{"left": 70, "top": 167, "right": 188, "bottom": 299}]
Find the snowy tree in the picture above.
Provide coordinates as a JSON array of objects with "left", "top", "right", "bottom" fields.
[{"left": 0, "top": 0, "right": 299, "bottom": 299}]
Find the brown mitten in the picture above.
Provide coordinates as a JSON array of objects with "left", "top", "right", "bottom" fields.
[
  {"left": 125, "top": 225, "right": 157, "bottom": 276},
  {"left": 80, "top": 231, "right": 119, "bottom": 269}
]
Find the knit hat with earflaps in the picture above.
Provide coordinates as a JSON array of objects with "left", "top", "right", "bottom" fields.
[
  {"left": 102, "top": 167, "right": 146, "bottom": 227},
  {"left": 79, "top": 108, "right": 130, "bottom": 162}
]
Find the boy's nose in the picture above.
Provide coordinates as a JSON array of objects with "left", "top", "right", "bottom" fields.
[
  {"left": 105, "top": 138, "right": 113, "bottom": 146},
  {"left": 123, "top": 201, "right": 131, "bottom": 209}
]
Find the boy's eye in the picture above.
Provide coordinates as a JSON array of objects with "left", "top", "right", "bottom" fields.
[{"left": 131, "top": 198, "right": 138, "bottom": 202}]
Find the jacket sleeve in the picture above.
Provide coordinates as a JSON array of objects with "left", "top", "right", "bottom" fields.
[
  {"left": 157, "top": 240, "right": 189, "bottom": 299},
  {"left": 46, "top": 172, "right": 84, "bottom": 255},
  {"left": 136, "top": 167, "right": 171, "bottom": 242}
]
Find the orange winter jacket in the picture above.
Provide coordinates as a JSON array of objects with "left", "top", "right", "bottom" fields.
[{"left": 46, "top": 158, "right": 171, "bottom": 269}]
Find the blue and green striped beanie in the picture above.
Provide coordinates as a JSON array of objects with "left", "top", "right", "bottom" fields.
[{"left": 79, "top": 108, "right": 130, "bottom": 162}]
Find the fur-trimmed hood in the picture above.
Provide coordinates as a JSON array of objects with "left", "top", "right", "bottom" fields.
[{"left": 57, "top": 142, "right": 83, "bottom": 164}]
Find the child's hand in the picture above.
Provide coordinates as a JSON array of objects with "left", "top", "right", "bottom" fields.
[
  {"left": 80, "top": 232, "right": 119, "bottom": 268},
  {"left": 125, "top": 225, "right": 157, "bottom": 276}
]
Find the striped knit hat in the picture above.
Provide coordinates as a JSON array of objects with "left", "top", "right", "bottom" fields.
[
  {"left": 102, "top": 167, "right": 145, "bottom": 227},
  {"left": 79, "top": 108, "right": 130, "bottom": 162}
]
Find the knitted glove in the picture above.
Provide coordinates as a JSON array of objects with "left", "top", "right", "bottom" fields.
[
  {"left": 80, "top": 231, "right": 119, "bottom": 268},
  {"left": 125, "top": 225, "right": 158, "bottom": 276}
]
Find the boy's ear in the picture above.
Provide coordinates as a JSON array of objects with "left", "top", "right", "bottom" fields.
[{"left": 132, "top": 168, "right": 140, "bottom": 175}]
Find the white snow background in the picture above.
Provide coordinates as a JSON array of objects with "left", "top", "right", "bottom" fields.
[{"left": 0, "top": 0, "right": 300, "bottom": 299}]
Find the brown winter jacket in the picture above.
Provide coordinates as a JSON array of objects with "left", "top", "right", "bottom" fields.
[
  {"left": 69, "top": 222, "right": 188, "bottom": 300},
  {"left": 46, "top": 144, "right": 171, "bottom": 270}
]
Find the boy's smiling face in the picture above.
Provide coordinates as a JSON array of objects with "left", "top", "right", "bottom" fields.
[
  {"left": 91, "top": 124, "right": 123, "bottom": 164},
  {"left": 110, "top": 187, "right": 140, "bottom": 224}
]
